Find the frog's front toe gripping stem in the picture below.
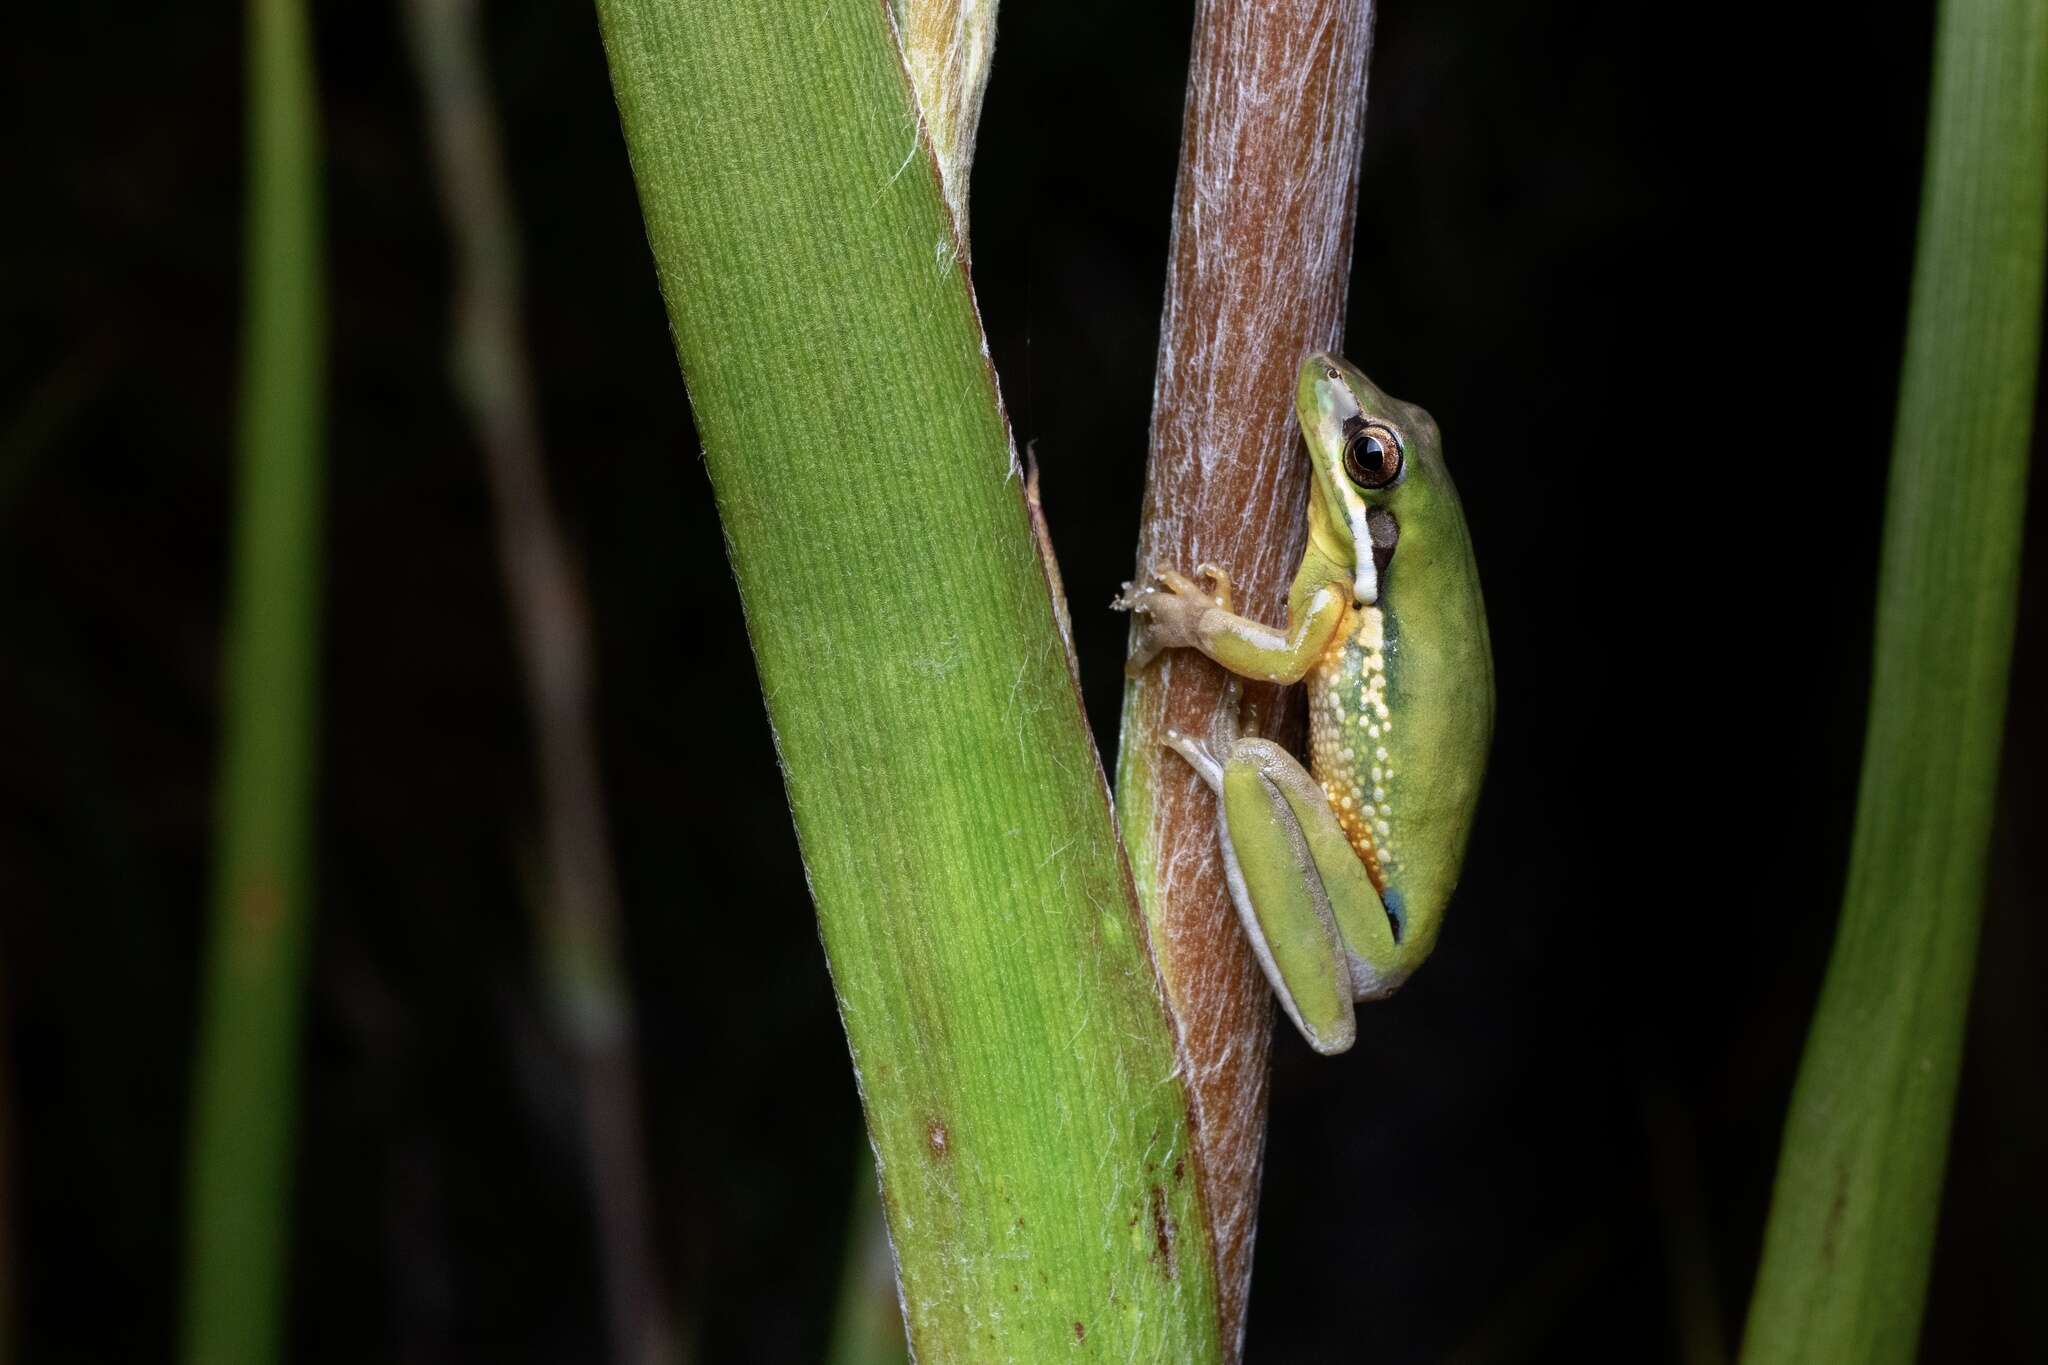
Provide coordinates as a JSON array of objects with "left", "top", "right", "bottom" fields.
[{"left": 1114, "top": 563, "right": 1234, "bottom": 675}]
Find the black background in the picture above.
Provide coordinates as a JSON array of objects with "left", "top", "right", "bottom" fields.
[{"left": 4, "top": 0, "right": 2044, "bottom": 1361}]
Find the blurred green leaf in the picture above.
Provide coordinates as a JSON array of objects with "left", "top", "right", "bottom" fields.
[
  {"left": 1741, "top": 0, "right": 2046, "bottom": 1358},
  {"left": 181, "top": 0, "right": 325, "bottom": 1359}
]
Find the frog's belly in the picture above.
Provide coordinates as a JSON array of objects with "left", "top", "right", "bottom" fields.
[{"left": 1305, "top": 603, "right": 1395, "bottom": 891}]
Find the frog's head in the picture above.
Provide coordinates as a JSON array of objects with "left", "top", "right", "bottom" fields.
[{"left": 1296, "top": 351, "right": 1445, "bottom": 606}]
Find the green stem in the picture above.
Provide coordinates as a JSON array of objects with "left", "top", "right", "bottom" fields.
[
  {"left": 589, "top": 1, "right": 1220, "bottom": 1357},
  {"left": 1739, "top": 0, "right": 2047, "bottom": 1357},
  {"left": 181, "top": 0, "right": 325, "bottom": 1357}
]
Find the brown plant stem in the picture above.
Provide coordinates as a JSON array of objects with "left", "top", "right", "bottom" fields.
[
  {"left": 404, "top": 1, "right": 674, "bottom": 1360},
  {"left": 1115, "top": 0, "right": 1376, "bottom": 1351}
]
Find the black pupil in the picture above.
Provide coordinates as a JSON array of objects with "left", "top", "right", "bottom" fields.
[{"left": 1351, "top": 434, "right": 1386, "bottom": 478}]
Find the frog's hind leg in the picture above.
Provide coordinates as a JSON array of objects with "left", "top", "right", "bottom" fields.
[
  {"left": 1162, "top": 677, "right": 1385, "bottom": 1052},
  {"left": 1213, "top": 750, "right": 1357, "bottom": 1054},
  {"left": 1160, "top": 675, "right": 1247, "bottom": 793},
  {"left": 1228, "top": 740, "right": 1408, "bottom": 1001}
]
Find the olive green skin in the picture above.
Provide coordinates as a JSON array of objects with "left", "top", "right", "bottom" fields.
[{"left": 1294, "top": 353, "right": 1493, "bottom": 960}]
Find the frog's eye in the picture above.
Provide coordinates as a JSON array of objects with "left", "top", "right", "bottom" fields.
[{"left": 1342, "top": 422, "right": 1402, "bottom": 489}]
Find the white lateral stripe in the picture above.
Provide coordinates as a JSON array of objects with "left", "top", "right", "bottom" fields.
[{"left": 1347, "top": 495, "right": 1377, "bottom": 604}]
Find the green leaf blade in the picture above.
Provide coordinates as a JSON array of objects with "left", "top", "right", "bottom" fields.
[{"left": 592, "top": 1, "right": 1223, "bottom": 1357}]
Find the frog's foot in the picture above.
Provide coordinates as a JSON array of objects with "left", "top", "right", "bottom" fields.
[
  {"left": 1162, "top": 675, "right": 1245, "bottom": 793},
  {"left": 1162, "top": 728, "right": 1223, "bottom": 791},
  {"left": 1188, "top": 563, "right": 1234, "bottom": 612},
  {"left": 1114, "top": 563, "right": 1233, "bottom": 675}
]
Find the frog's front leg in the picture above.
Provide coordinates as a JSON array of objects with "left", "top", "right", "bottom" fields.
[
  {"left": 1118, "top": 563, "right": 1347, "bottom": 682},
  {"left": 1165, "top": 689, "right": 1409, "bottom": 1056}
]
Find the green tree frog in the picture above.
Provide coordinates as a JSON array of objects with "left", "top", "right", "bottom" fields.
[{"left": 1120, "top": 352, "right": 1493, "bottom": 1055}]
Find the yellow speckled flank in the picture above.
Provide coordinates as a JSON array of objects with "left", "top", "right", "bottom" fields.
[{"left": 1306, "top": 604, "right": 1397, "bottom": 890}]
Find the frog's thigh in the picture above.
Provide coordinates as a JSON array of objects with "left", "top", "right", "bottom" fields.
[
  {"left": 1230, "top": 739, "right": 1405, "bottom": 1000},
  {"left": 1219, "top": 751, "right": 1355, "bottom": 1055}
]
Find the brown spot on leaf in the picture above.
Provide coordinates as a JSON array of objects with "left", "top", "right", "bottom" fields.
[
  {"left": 237, "top": 875, "right": 284, "bottom": 936},
  {"left": 926, "top": 1120, "right": 950, "bottom": 1160},
  {"left": 1821, "top": 1157, "right": 1851, "bottom": 1267},
  {"left": 1073, "top": 1321, "right": 1086, "bottom": 1343},
  {"left": 1148, "top": 1184, "right": 1177, "bottom": 1278}
]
